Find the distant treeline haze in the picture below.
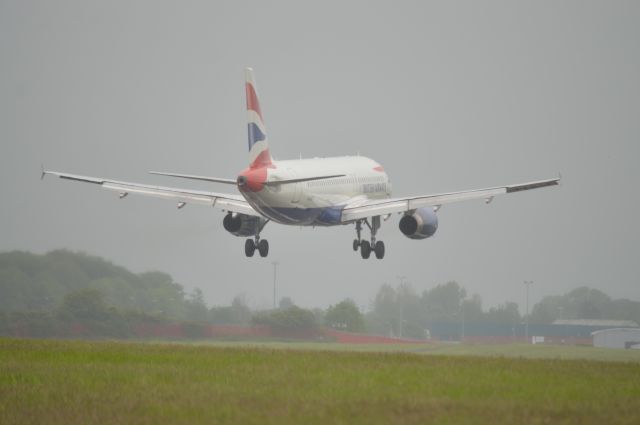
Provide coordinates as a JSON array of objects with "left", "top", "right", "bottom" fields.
[{"left": 1, "top": 250, "right": 639, "bottom": 339}]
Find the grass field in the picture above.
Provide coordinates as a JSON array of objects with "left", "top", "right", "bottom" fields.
[{"left": 2, "top": 338, "right": 640, "bottom": 424}]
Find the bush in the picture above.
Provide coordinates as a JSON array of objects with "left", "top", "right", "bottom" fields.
[{"left": 252, "top": 306, "right": 316, "bottom": 331}]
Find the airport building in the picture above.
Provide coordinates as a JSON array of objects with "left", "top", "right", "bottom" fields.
[
  {"left": 592, "top": 328, "right": 640, "bottom": 349},
  {"left": 427, "top": 319, "right": 639, "bottom": 345}
]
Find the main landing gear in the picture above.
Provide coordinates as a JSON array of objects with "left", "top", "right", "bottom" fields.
[
  {"left": 353, "top": 217, "right": 385, "bottom": 260},
  {"left": 245, "top": 236, "right": 269, "bottom": 258},
  {"left": 245, "top": 221, "right": 270, "bottom": 258}
]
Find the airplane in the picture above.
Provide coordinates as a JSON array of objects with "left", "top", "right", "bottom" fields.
[{"left": 43, "top": 68, "right": 560, "bottom": 260}]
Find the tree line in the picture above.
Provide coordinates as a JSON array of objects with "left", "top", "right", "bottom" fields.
[
  {"left": 0, "top": 250, "right": 207, "bottom": 321},
  {"left": 364, "top": 281, "right": 640, "bottom": 339},
  {"left": 1, "top": 250, "right": 638, "bottom": 339}
]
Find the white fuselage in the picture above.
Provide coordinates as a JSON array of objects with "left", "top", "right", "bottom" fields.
[{"left": 239, "top": 156, "right": 391, "bottom": 226}]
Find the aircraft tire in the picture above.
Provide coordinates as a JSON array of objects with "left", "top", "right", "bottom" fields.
[
  {"left": 374, "top": 241, "right": 385, "bottom": 259},
  {"left": 258, "top": 239, "right": 269, "bottom": 257},
  {"left": 245, "top": 239, "right": 256, "bottom": 257},
  {"left": 353, "top": 239, "right": 360, "bottom": 251},
  {"left": 360, "top": 241, "right": 371, "bottom": 259}
]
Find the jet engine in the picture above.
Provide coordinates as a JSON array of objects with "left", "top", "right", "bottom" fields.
[
  {"left": 223, "top": 212, "right": 267, "bottom": 237},
  {"left": 398, "top": 207, "right": 438, "bottom": 240}
]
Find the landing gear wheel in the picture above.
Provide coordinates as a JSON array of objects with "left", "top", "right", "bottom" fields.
[
  {"left": 353, "top": 239, "right": 360, "bottom": 251},
  {"left": 360, "top": 240, "right": 371, "bottom": 259},
  {"left": 258, "top": 239, "right": 269, "bottom": 257},
  {"left": 374, "top": 241, "right": 385, "bottom": 259},
  {"left": 245, "top": 239, "right": 256, "bottom": 257}
]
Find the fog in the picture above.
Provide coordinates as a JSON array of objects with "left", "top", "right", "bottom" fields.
[{"left": 1, "top": 1, "right": 638, "bottom": 311}]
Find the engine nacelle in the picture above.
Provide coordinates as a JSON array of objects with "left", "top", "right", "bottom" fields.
[
  {"left": 223, "top": 212, "right": 267, "bottom": 237},
  {"left": 399, "top": 207, "right": 438, "bottom": 240}
]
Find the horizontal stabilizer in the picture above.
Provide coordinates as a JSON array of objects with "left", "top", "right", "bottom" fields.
[
  {"left": 150, "top": 171, "right": 347, "bottom": 187},
  {"left": 263, "top": 174, "right": 346, "bottom": 186},
  {"left": 149, "top": 171, "right": 236, "bottom": 185}
]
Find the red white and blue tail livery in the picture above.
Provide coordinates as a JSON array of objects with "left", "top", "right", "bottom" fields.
[
  {"left": 44, "top": 68, "right": 560, "bottom": 259},
  {"left": 245, "top": 68, "right": 273, "bottom": 169}
]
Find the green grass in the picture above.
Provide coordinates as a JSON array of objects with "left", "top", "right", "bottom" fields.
[{"left": 1, "top": 338, "right": 640, "bottom": 424}]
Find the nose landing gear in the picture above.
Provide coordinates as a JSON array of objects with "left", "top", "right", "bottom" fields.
[{"left": 353, "top": 217, "right": 385, "bottom": 259}]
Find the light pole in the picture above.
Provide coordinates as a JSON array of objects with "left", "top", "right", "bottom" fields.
[
  {"left": 524, "top": 280, "right": 533, "bottom": 343},
  {"left": 460, "top": 299, "right": 465, "bottom": 342},
  {"left": 558, "top": 305, "right": 567, "bottom": 344},
  {"left": 396, "top": 276, "right": 407, "bottom": 338},
  {"left": 272, "top": 261, "right": 279, "bottom": 309}
]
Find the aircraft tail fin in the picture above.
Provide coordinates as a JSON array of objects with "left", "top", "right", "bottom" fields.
[{"left": 245, "top": 68, "right": 273, "bottom": 168}]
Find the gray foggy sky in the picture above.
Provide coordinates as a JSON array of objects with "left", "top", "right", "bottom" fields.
[{"left": 1, "top": 1, "right": 639, "bottom": 311}]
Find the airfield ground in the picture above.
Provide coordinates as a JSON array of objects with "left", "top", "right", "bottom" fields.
[{"left": 1, "top": 338, "right": 639, "bottom": 424}]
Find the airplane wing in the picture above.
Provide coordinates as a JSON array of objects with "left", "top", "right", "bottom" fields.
[
  {"left": 43, "top": 170, "right": 259, "bottom": 217},
  {"left": 341, "top": 177, "right": 560, "bottom": 222}
]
